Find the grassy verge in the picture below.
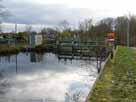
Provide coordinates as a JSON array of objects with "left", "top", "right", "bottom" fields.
[
  {"left": 0, "top": 45, "right": 21, "bottom": 56},
  {"left": 89, "top": 46, "right": 136, "bottom": 102}
]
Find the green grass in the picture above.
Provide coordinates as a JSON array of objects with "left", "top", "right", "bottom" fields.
[
  {"left": 0, "top": 45, "right": 21, "bottom": 56},
  {"left": 89, "top": 46, "right": 136, "bottom": 102}
]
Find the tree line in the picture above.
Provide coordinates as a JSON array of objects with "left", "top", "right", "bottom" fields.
[
  {"left": 73, "top": 16, "right": 136, "bottom": 46},
  {"left": 41, "top": 15, "right": 136, "bottom": 46}
]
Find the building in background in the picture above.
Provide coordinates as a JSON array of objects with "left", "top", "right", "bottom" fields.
[{"left": 29, "top": 32, "right": 43, "bottom": 48}]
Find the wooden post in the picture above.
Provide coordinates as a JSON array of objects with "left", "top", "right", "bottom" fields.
[
  {"left": 111, "top": 50, "right": 114, "bottom": 59},
  {"left": 72, "top": 40, "right": 74, "bottom": 58},
  {"left": 57, "top": 41, "right": 60, "bottom": 54}
]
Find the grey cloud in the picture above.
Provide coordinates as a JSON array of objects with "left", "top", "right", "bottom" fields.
[{"left": 2, "top": 0, "right": 93, "bottom": 26}]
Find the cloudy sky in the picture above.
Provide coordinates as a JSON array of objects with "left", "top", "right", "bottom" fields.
[{"left": 1, "top": 0, "right": 136, "bottom": 32}]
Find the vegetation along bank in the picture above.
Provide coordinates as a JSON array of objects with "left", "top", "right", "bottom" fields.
[{"left": 88, "top": 46, "right": 136, "bottom": 102}]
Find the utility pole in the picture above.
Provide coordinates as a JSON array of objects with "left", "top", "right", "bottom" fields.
[
  {"left": 15, "top": 23, "right": 17, "bottom": 46},
  {"left": 15, "top": 23, "right": 17, "bottom": 33},
  {"left": 127, "top": 13, "right": 130, "bottom": 47}
]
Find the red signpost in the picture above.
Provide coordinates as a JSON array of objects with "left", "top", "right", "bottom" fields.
[
  {"left": 106, "top": 32, "right": 116, "bottom": 50},
  {"left": 106, "top": 32, "right": 116, "bottom": 58},
  {"left": 107, "top": 32, "right": 115, "bottom": 42}
]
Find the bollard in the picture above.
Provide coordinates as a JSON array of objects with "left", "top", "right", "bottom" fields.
[{"left": 111, "top": 51, "right": 114, "bottom": 59}]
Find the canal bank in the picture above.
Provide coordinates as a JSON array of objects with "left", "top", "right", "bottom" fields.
[
  {"left": 0, "top": 45, "right": 22, "bottom": 56},
  {"left": 0, "top": 44, "right": 56, "bottom": 55},
  {"left": 87, "top": 46, "right": 136, "bottom": 102}
]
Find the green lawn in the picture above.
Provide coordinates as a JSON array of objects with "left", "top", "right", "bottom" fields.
[
  {"left": 0, "top": 45, "right": 21, "bottom": 55},
  {"left": 89, "top": 46, "right": 136, "bottom": 102}
]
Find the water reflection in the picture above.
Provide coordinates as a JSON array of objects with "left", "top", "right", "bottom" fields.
[
  {"left": 0, "top": 69, "right": 11, "bottom": 102},
  {"left": 30, "top": 53, "right": 44, "bottom": 63},
  {"left": 0, "top": 53, "right": 98, "bottom": 102}
]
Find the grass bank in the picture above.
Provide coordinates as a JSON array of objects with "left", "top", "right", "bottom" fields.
[
  {"left": 0, "top": 45, "right": 21, "bottom": 56},
  {"left": 89, "top": 46, "right": 136, "bottom": 102}
]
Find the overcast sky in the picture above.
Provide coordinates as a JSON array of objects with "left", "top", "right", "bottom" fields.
[{"left": 1, "top": 0, "right": 136, "bottom": 32}]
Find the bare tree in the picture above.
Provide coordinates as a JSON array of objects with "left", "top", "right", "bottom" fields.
[
  {"left": 59, "top": 20, "right": 70, "bottom": 31},
  {"left": 78, "top": 19, "right": 92, "bottom": 32},
  {"left": 78, "top": 19, "right": 93, "bottom": 41}
]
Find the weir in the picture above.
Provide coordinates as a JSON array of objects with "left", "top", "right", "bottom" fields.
[{"left": 56, "top": 40, "right": 114, "bottom": 73}]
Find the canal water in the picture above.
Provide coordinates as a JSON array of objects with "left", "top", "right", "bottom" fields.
[{"left": 0, "top": 53, "right": 98, "bottom": 102}]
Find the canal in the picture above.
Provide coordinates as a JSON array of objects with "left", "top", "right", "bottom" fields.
[{"left": 0, "top": 53, "right": 99, "bottom": 102}]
